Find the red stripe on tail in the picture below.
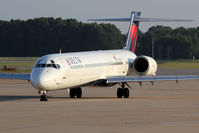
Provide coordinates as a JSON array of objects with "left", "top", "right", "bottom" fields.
[{"left": 129, "top": 25, "right": 138, "bottom": 52}]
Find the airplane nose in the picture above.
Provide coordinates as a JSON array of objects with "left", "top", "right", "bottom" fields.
[
  {"left": 31, "top": 71, "right": 53, "bottom": 90},
  {"left": 38, "top": 75, "right": 50, "bottom": 89}
]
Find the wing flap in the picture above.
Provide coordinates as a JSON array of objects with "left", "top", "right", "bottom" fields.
[
  {"left": 107, "top": 75, "right": 199, "bottom": 83},
  {"left": 0, "top": 73, "right": 30, "bottom": 80}
]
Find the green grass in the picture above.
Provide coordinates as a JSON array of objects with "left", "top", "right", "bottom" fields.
[
  {"left": 0, "top": 62, "right": 35, "bottom": 67},
  {"left": 0, "top": 57, "right": 36, "bottom": 73},
  {"left": 0, "top": 57, "right": 39, "bottom": 61},
  {"left": 158, "top": 60, "right": 199, "bottom": 69}
]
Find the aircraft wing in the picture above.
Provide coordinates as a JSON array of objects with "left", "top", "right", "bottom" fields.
[
  {"left": 106, "top": 75, "right": 199, "bottom": 83},
  {"left": 0, "top": 73, "right": 30, "bottom": 80}
]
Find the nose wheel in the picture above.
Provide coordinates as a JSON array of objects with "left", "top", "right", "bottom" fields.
[
  {"left": 39, "top": 90, "right": 48, "bottom": 102},
  {"left": 40, "top": 94, "right": 48, "bottom": 101},
  {"left": 117, "top": 82, "right": 130, "bottom": 98}
]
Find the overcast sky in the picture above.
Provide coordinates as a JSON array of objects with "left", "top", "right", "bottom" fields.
[{"left": 0, "top": 0, "right": 198, "bottom": 33}]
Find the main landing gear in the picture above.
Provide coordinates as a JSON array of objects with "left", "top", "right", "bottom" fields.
[
  {"left": 39, "top": 90, "right": 48, "bottom": 102},
  {"left": 69, "top": 87, "right": 82, "bottom": 98},
  {"left": 117, "top": 82, "right": 130, "bottom": 98}
]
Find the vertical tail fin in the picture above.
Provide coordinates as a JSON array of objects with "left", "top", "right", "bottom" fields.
[{"left": 124, "top": 11, "right": 141, "bottom": 53}]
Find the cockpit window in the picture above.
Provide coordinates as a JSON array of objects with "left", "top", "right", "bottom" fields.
[
  {"left": 46, "top": 64, "right": 52, "bottom": 67},
  {"left": 36, "top": 64, "right": 41, "bottom": 67},
  {"left": 52, "top": 64, "right": 57, "bottom": 69},
  {"left": 35, "top": 60, "right": 60, "bottom": 69},
  {"left": 51, "top": 60, "right": 55, "bottom": 64},
  {"left": 56, "top": 64, "right": 60, "bottom": 69},
  {"left": 46, "top": 64, "right": 57, "bottom": 69},
  {"left": 41, "top": 64, "right": 46, "bottom": 67}
]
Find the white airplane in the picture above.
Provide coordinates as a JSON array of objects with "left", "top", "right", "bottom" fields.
[{"left": 0, "top": 11, "right": 199, "bottom": 101}]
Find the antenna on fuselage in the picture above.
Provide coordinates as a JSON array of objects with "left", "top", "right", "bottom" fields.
[{"left": 59, "top": 49, "right": 62, "bottom": 54}]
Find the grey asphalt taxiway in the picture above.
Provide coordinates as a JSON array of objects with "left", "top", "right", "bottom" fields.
[{"left": 0, "top": 68, "right": 199, "bottom": 133}]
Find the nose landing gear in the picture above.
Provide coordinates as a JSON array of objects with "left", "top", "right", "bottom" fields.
[{"left": 39, "top": 90, "right": 48, "bottom": 102}]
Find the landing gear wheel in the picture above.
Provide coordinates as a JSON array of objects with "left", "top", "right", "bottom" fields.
[
  {"left": 69, "top": 88, "right": 82, "bottom": 98},
  {"left": 117, "top": 88, "right": 123, "bottom": 98},
  {"left": 123, "top": 88, "right": 129, "bottom": 98},
  {"left": 40, "top": 94, "right": 48, "bottom": 102},
  {"left": 117, "top": 82, "right": 130, "bottom": 98},
  {"left": 40, "top": 95, "right": 43, "bottom": 101},
  {"left": 69, "top": 89, "right": 75, "bottom": 98},
  {"left": 76, "top": 88, "right": 82, "bottom": 98}
]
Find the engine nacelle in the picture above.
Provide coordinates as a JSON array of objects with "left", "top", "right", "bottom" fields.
[{"left": 133, "top": 56, "right": 157, "bottom": 76}]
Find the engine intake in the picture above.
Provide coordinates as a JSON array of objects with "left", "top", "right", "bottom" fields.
[{"left": 133, "top": 56, "right": 157, "bottom": 76}]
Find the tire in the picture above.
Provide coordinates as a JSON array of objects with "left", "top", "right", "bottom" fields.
[
  {"left": 44, "top": 95, "right": 48, "bottom": 101},
  {"left": 70, "top": 89, "right": 75, "bottom": 98},
  {"left": 117, "top": 88, "right": 123, "bottom": 98},
  {"left": 40, "top": 95, "right": 44, "bottom": 101},
  {"left": 40, "top": 95, "right": 48, "bottom": 101},
  {"left": 124, "top": 88, "right": 129, "bottom": 98},
  {"left": 76, "top": 88, "right": 82, "bottom": 98}
]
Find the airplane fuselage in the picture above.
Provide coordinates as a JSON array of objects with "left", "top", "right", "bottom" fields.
[{"left": 30, "top": 49, "right": 136, "bottom": 91}]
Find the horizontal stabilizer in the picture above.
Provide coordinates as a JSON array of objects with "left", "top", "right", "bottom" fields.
[
  {"left": 87, "top": 18, "right": 130, "bottom": 22},
  {"left": 88, "top": 18, "right": 193, "bottom": 22},
  {"left": 136, "top": 18, "right": 193, "bottom": 22}
]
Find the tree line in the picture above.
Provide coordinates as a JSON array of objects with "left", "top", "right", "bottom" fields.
[
  {"left": 0, "top": 18, "right": 123, "bottom": 57},
  {"left": 0, "top": 17, "right": 199, "bottom": 59},
  {"left": 137, "top": 26, "right": 199, "bottom": 59}
]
